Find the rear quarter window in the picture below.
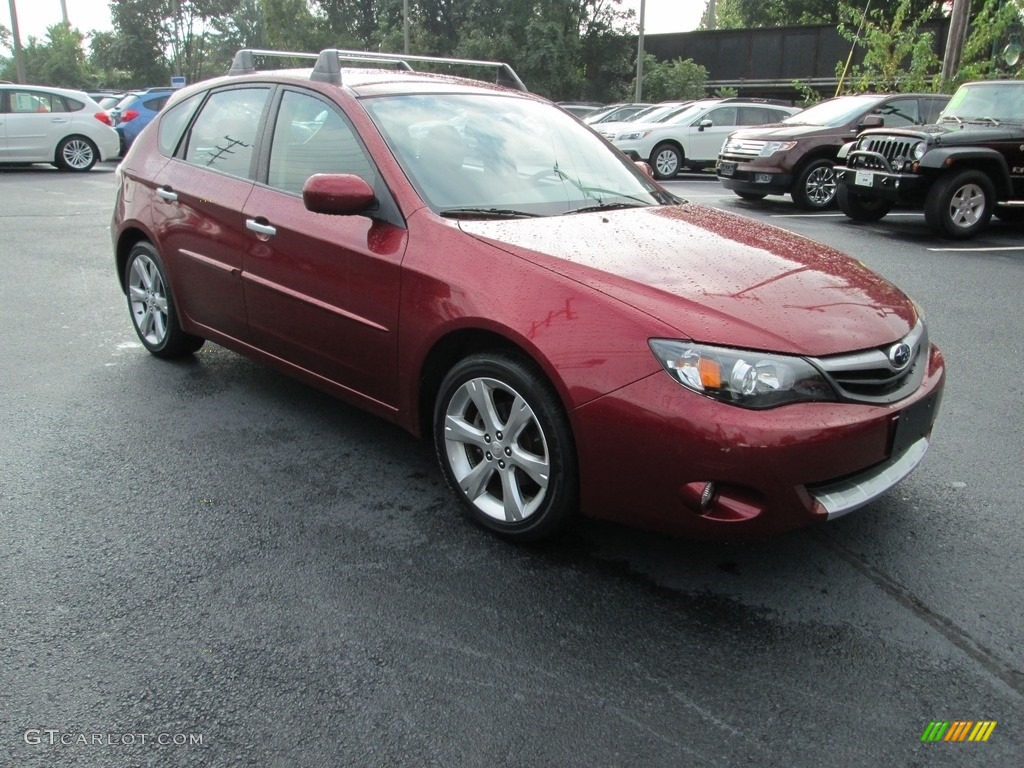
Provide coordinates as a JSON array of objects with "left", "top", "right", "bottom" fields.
[{"left": 158, "top": 93, "right": 203, "bottom": 157}]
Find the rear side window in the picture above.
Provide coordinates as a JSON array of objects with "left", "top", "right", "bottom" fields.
[
  {"left": 158, "top": 93, "right": 203, "bottom": 156},
  {"left": 267, "top": 90, "right": 378, "bottom": 195},
  {"left": 143, "top": 96, "right": 170, "bottom": 111},
  {"left": 921, "top": 98, "right": 947, "bottom": 124},
  {"left": 8, "top": 90, "right": 71, "bottom": 113},
  {"left": 183, "top": 87, "right": 269, "bottom": 178}
]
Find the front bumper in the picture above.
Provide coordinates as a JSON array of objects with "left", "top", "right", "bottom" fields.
[
  {"left": 835, "top": 163, "right": 929, "bottom": 203},
  {"left": 570, "top": 344, "right": 945, "bottom": 539},
  {"left": 717, "top": 158, "right": 792, "bottom": 195}
]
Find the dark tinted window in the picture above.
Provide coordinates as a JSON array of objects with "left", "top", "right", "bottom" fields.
[
  {"left": 184, "top": 87, "right": 269, "bottom": 178},
  {"left": 921, "top": 97, "right": 948, "bottom": 124},
  {"left": 143, "top": 96, "right": 170, "bottom": 111},
  {"left": 267, "top": 90, "right": 378, "bottom": 195},
  {"left": 875, "top": 99, "right": 919, "bottom": 127},
  {"left": 158, "top": 93, "right": 203, "bottom": 156}
]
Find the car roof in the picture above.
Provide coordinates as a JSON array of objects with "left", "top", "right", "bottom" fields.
[{"left": 218, "top": 48, "right": 530, "bottom": 99}]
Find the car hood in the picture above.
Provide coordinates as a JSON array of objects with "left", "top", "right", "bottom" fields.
[
  {"left": 727, "top": 122, "right": 841, "bottom": 141},
  {"left": 861, "top": 122, "right": 1024, "bottom": 144},
  {"left": 458, "top": 203, "right": 916, "bottom": 357}
]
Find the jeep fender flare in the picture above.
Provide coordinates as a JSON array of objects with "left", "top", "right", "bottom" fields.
[{"left": 919, "top": 147, "right": 1012, "bottom": 196}]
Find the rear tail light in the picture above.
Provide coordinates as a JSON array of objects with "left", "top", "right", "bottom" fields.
[
  {"left": 94, "top": 111, "right": 112, "bottom": 125},
  {"left": 121, "top": 109, "right": 140, "bottom": 123}
]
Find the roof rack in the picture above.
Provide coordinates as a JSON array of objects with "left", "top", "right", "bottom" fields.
[{"left": 228, "top": 48, "right": 527, "bottom": 92}]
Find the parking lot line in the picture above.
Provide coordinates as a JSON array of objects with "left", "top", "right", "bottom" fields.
[{"left": 927, "top": 245, "right": 1024, "bottom": 252}]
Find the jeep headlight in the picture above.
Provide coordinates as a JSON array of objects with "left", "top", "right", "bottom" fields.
[
  {"left": 759, "top": 141, "right": 797, "bottom": 156},
  {"left": 649, "top": 340, "right": 837, "bottom": 409},
  {"left": 912, "top": 142, "right": 926, "bottom": 160}
]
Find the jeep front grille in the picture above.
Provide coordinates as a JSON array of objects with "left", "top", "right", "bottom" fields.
[
  {"left": 852, "top": 136, "right": 917, "bottom": 170},
  {"left": 810, "top": 321, "right": 927, "bottom": 404}
]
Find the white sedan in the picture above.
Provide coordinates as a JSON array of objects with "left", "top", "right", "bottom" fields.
[{"left": 0, "top": 84, "right": 121, "bottom": 171}]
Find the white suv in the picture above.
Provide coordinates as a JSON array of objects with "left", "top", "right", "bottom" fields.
[
  {"left": 0, "top": 84, "right": 120, "bottom": 171},
  {"left": 600, "top": 98, "right": 799, "bottom": 179}
]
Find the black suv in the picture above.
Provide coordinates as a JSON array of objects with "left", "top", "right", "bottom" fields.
[
  {"left": 835, "top": 80, "right": 1024, "bottom": 238},
  {"left": 718, "top": 93, "right": 949, "bottom": 210}
]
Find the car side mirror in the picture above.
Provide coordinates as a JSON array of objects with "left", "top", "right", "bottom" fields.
[
  {"left": 859, "top": 114, "right": 884, "bottom": 130},
  {"left": 698, "top": 119, "right": 713, "bottom": 131},
  {"left": 634, "top": 160, "right": 655, "bottom": 179},
  {"left": 303, "top": 173, "right": 376, "bottom": 216}
]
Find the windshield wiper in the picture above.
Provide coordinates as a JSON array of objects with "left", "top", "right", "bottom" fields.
[
  {"left": 567, "top": 202, "right": 647, "bottom": 215},
  {"left": 439, "top": 207, "right": 542, "bottom": 219},
  {"left": 939, "top": 115, "right": 964, "bottom": 126}
]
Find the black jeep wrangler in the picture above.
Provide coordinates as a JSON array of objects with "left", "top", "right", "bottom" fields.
[{"left": 834, "top": 80, "right": 1024, "bottom": 239}]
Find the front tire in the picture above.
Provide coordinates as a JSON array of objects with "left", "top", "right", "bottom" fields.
[
  {"left": 925, "top": 170, "right": 994, "bottom": 239},
  {"left": 434, "top": 352, "right": 578, "bottom": 541},
  {"left": 55, "top": 136, "right": 98, "bottom": 172},
  {"left": 837, "top": 184, "right": 893, "bottom": 222},
  {"left": 650, "top": 143, "right": 682, "bottom": 180},
  {"left": 792, "top": 158, "right": 837, "bottom": 210},
  {"left": 124, "top": 242, "right": 204, "bottom": 358}
]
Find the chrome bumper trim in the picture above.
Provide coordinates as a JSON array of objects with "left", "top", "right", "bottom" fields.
[{"left": 811, "top": 438, "right": 929, "bottom": 520}]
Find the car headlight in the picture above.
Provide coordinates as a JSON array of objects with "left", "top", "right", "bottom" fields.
[
  {"left": 616, "top": 131, "right": 650, "bottom": 141},
  {"left": 912, "top": 142, "right": 926, "bottom": 160},
  {"left": 649, "top": 340, "right": 837, "bottom": 409},
  {"left": 759, "top": 141, "right": 797, "bottom": 156}
]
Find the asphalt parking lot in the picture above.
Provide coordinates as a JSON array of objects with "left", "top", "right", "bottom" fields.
[{"left": 1, "top": 162, "right": 1022, "bottom": 766}]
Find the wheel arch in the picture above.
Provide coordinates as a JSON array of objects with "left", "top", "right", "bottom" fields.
[
  {"left": 650, "top": 138, "right": 685, "bottom": 160},
  {"left": 921, "top": 150, "right": 1012, "bottom": 198},
  {"left": 53, "top": 133, "right": 97, "bottom": 161},
  {"left": 415, "top": 327, "right": 573, "bottom": 444},
  {"left": 115, "top": 226, "right": 154, "bottom": 293},
  {"left": 789, "top": 149, "right": 839, "bottom": 190}
]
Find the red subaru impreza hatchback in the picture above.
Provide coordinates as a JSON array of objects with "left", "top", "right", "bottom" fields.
[{"left": 112, "top": 49, "right": 943, "bottom": 541}]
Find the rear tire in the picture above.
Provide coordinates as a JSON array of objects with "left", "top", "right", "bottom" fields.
[
  {"left": 924, "top": 169, "right": 994, "bottom": 239},
  {"left": 434, "top": 352, "right": 577, "bottom": 542},
  {"left": 124, "top": 242, "right": 204, "bottom": 358},
  {"left": 837, "top": 184, "right": 893, "bottom": 222},
  {"left": 55, "top": 136, "right": 98, "bottom": 172}
]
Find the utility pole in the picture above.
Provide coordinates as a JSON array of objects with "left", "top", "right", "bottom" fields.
[
  {"left": 59, "top": 0, "right": 68, "bottom": 25},
  {"left": 634, "top": 0, "right": 645, "bottom": 101},
  {"left": 7, "top": 0, "right": 26, "bottom": 83},
  {"left": 403, "top": 0, "right": 409, "bottom": 54},
  {"left": 942, "top": 0, "right": 970, "bottom": 81}
]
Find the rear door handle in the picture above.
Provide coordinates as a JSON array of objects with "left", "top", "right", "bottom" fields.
[
  {"left": 246, "top": 218, "right": 277, "bottom": 237},
  {"left": 156, "top": 186, "right": 178, "bottom": 202}
]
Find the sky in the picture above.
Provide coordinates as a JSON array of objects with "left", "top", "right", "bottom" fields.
[{"left": 3, "top": 0, "right": 704, "bottom": 43}]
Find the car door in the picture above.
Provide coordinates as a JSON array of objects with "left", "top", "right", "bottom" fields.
[
  {"left": 2, "top": 89, "right": 70, "bottom": 161},
  {"left": 688, "top": 106, "right": 737, "bottom": 162},
  {"left": 240, "top": 88, "right": 407, "bottom": 410},
  {"left": 148, "top": 85, "right": 271, "bottom": 343}
]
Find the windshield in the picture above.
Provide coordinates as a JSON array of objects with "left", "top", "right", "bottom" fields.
[
  {"left": 782, "top": 95, "right": 882, "bottom": 127},
  {"left": 364, "top": 93, "right": 671, "bottom": 217},
  {"left": 942, "top": 83, "right": 1024, "bottom": 122}
]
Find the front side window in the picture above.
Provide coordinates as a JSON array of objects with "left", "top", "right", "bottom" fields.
[
  {"left": 364, "top": 93, "right": 668, "bottom": 216},
  {"left": 876, "top": 99, "right": 918, "bottom": 127},
  {"left": 184, "top": 87, "right": 269, "bottom": 178},
  {"left": 267, "top": 90, "right": 378, "bottom": 195},
  {"left": 702, "top": 107, "right": 737, "bottom": 127}
]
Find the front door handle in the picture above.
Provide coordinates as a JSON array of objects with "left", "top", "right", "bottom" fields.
[
  {"left": 156, "top": 186, "right": 178, "bottom": 202},
  {"left": 246, "top": 218, "right": 277, "bottom": 237}
]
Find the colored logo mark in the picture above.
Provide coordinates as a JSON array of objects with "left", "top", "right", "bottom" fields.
[{"left": 921, "top": 721, "right": 997, "bottom": 742}]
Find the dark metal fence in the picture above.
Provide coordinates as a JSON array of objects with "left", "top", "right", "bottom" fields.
[{"left": 641, "top": 19, "right": 952, "bottom": 100}]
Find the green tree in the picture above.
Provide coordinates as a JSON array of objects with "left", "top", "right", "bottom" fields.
[
  {"left": 631, "top": 54, "right": 707, "bottom": 102},
  {"left": 954, "top": 0, "right": 1024, "bottom": 84},
  {"left": 0, "top": 23, "right": 95, "bottom": 88},
  {"left": 835, "top": 0, "right": 941, "bottom": 93},
  {"left": 708, "top": 0, "right": 943, "bottom": 29}
]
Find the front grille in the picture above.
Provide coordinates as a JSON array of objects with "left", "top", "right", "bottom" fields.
[
  {"left": 810, "top": 321, "right": 927, "bottom": 404},
  {"left": 852, "top": 135, "right": 918, "bottom": 170},
  {"left": 722, "top": 138, "right": 765, "bottom": 158}
]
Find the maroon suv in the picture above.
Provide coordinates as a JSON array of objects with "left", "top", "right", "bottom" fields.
[{"left": 717, "top": 93, "right": 950, "bottom": 210}]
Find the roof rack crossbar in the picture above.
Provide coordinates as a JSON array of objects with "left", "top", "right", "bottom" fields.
[
  {"left": 310, "top": 49, "right": 528, "bottom": 92},
  {"left": 229, "top": 49, "right": 319, "bottom": 76}
]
